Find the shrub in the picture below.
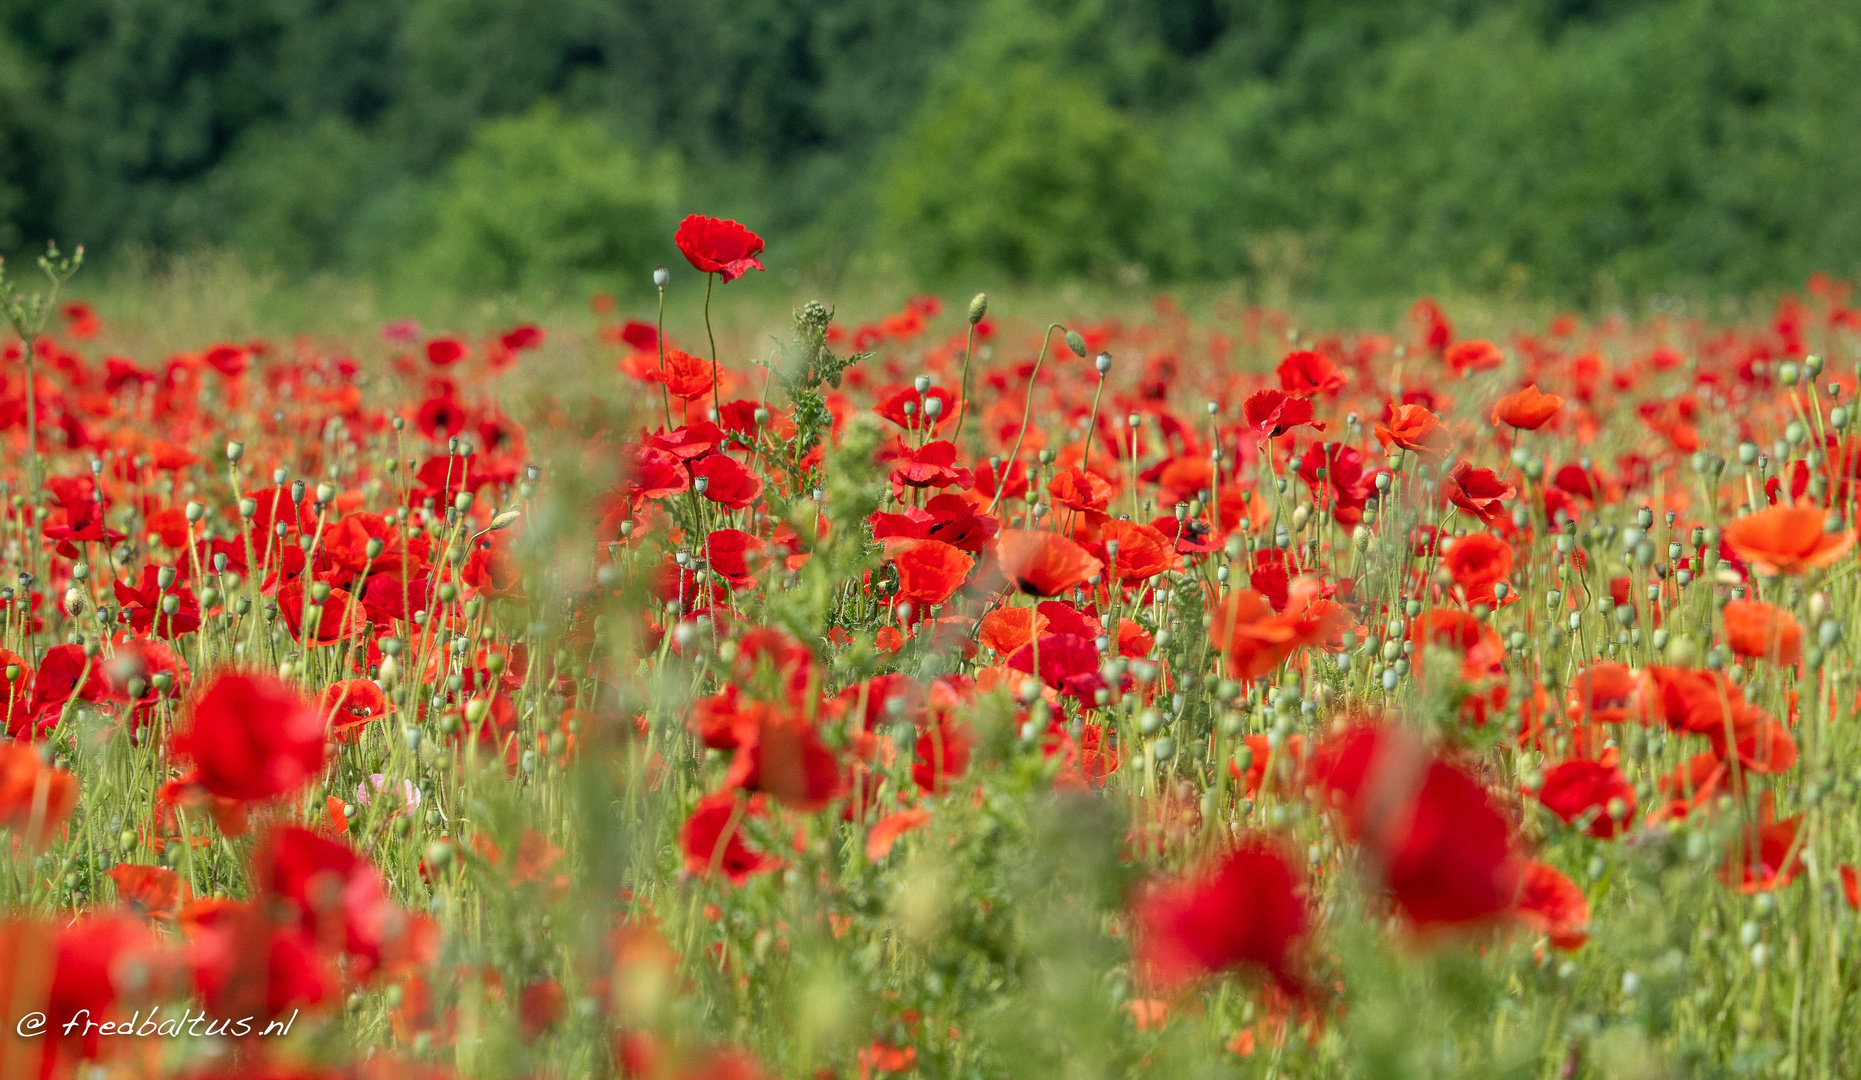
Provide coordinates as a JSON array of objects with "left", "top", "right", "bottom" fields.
[
  {"left": 407, "top": 103, "right": 679, "bottom": 293},
  {"left": 882, "top": 62, "right": 1163, "bottom": 282}
]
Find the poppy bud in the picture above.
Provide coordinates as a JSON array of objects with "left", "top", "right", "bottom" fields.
[
  {"left": 654, "top": 266, "right": 670, "bottom": 289},
  {"left": 489, "top": 510, "right": 521, "bottom": 531},
  {"left": 968, "top": 293, "right": 988, "bottom": 324},
  {"left": 185, "top": 501, "right": 206, "bottom": 523},
  {"left": 1065, "top": 330, "right": 1086, "bottom": 358},
  {"left": 157, "top": 565, "right": 177, "bottom": 589}
]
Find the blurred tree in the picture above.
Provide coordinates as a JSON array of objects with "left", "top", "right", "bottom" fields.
[
  {"left": 404, "top": 104, "right": 679, "bottom": 294},
  {"left": 0, "top": 0, "right": 1857, "bottom": 298},
  {"left": 881, "top": 61, "right": 1163, "bottom": 281}
]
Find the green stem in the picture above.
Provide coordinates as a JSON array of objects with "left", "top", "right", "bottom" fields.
[{"left": 988, "top": 323, "right": 1065, "bottom": 516}]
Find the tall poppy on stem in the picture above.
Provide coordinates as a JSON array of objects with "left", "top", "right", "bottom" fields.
[{"left": 675, "top": 215, "right": 765, "bottom": 421}]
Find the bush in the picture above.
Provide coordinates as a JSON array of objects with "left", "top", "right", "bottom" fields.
[
  {"left": 881, "top": 62, "right": 1164, "bottom": 282},
  {"left": 405, "top": 104, "right": 679, "bottom": 294}
]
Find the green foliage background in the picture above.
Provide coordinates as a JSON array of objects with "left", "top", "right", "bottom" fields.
[{"left": 1, "top": 0, "right": 1858, "bottom": 299}]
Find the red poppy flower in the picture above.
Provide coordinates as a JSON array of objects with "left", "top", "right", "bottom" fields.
[
  {"left": 1536, "top": 759, "right": 1636, "bottom": 838},
  {"left": 1309, "top": 725, "right": 1521, "bottom": 929},
  {"left": 913, "top": 718, "right": 974, "bottom": 793},
  {"left": 1722, "top": 796, "right": 1802, "bottom": 894},
  {"left": 171, "top": 672, "right": 328, "bottom": 802},
  {"left": 870, "top": 493, "right": 999, "bottom": 554},
  {"left": 866, "top": 809, "right": 932, "bottom": 861},
  {"left": 1722, "top": 502, "right": 1854, "bottom": 575},
  {"left": 1565, "top": 662, "right": 1637, "bottom": 724},
  {"left": 1277, "top": 349, "right": 1345, "bottom": 395},
  {"left": 1007, "top": 633, "right": 1108, "bottom": 701},
  {"left": 674, "top": 215, "right": 766, "bottom": 282},
  {"left": 1406, "top": 608, "right": 1505, "bottom": 684},
  {"left": 1707, "top": 713, "right": 1798, "bottom": 775},
  {"left": 1634, "top": 665, "right": 1743, "bottom": 732},
  {"left": 1134, "top": 835, "right": 1308, "bottom": 992},
  {"left": 1515, "top": 861, "right": 1589, "bottom": 949},
  {"left": 1242, "top": 389, "right": 1322, "bottom": 439},
  {"left": 884, "top": 439, "right": 974, "bottom": 492},
  {"left": 204, "top": 343, "right": 250, "bottom": 377},
  {"left": 1442, "top": 532, "right": 1514, "bottom": 597},
  {"left": 1374, "top": 403, "right": 1452, "bottom": 462},
  {"left": 42, "top": 913, "right": 174, "bottom": 1057},
  {"left": 680, "top": 792, "right": 780, "bottom": 884},
  {"left": 995, "top": 529, "right": 1103, "bottom": 597},
  {"left": 277, "top": 580, "right": 363, "bottom": 644},
  {"left": 108, "top": 863, "right": 187, "bottom": 921},
  {"left": 464, "top": 536, "right": 526, "bottom": 600},
  {"left": 251, "top": 826, "right": 396, "bottom": 970},
  {"left": 185, "top": 900, "right": 335, "bottom": 1021},
  {"left": 886, "top": 538, "right": 973, "bottom": 611},
  {"left": 1444, "top": 463, "right": 1516, "bottom": 526},
  {"left": 691, "top": 454, "right": 765, "bottom": 509},
  {"left": 425, "top": 336, "right": 468, "bottom": 366},
  {"left": 973, "top": 457, "right": 1029, "bottom": 503},
  {"left": 1491, "top": 384, "right": 1564, "bottom": 430},
  {"left": 1722, "top": 599, "right": 1803, "bottom": 665},
  {"left": 1207, "top": 590, "right": 1299, "bottom": 678},
  {"left": 500, "top": 323, "right": 545, "bottom": 352},
  {"left": 725, "top": 704, "right": 847, "bottom": 812},
  {"left": 875, "top": 385, "right": 957, "bottom": 435},
  {"left": 321, "top": 679, "right": 389, "bottom": 744},
  {"left": 654, "top": 347, "right": 716, "bottom": 401}
]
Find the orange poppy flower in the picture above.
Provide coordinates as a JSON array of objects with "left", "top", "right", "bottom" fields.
[
  {"left": 995, "top": 529, "right": 1103, "bottom": 597},
  {"left": 1099, "top": 519, "right": 1178, "bottom": 584},
  {"left": 0, "top": 744, "right": 77, "bottom": 838},
  {"left": 1722, "top": 502, "right": 1854, "bottom": 575},
  {"left": 1490, "top": 384, "right": 1564, "bottom": 430},
  {"left": 1373, "top": 403, "right": 1451, "bottom": 462},
  {"left": 1443, "top": 532, "right": 1513, "bottom": 594},
  {"left": 885, "top": 538, "right": 973, "bottom": 610},
  {"left": 1722, "top": 599, "right": 1803, "bottom": 665},
  {"left": 1445, "top": 339, "right": 1504, "bottom": 374},
  {"left": 974, "top": 606, "right": 1040, "bottom": 654},
  {"left": 1047, "top": 466, "right": 1114, "bottom": 520},
  {"left": 651, "top": 347, "right": 715, "bottom": 401}
]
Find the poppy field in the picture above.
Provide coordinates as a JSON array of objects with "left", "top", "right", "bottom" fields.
[{"left": 1, "top": 219, "right": 1860, "bottom": 1080}]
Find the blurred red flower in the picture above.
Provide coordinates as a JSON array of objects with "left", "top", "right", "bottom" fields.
[
  {"left": 171, "top": 672, "right": 328, "bottom": 802},
  {"left": 1134, "top": 835, "right": 1308, "bottom": 992}
]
